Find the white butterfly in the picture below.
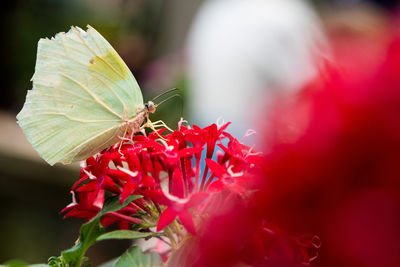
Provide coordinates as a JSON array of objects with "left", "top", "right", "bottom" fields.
[{"left": 17, "top": 25, "right": 157, "bottom": 165}]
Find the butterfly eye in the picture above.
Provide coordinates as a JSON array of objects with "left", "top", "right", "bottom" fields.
[{"left": 146, "top": 101, "right": 156, "bottom": 113}]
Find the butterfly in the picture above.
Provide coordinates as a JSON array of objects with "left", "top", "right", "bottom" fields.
[{"left": 17, "top": 25, "right": 163, "bottom": 165}]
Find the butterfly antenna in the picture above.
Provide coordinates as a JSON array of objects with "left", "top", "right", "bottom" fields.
[
  {"left": 152, "top": 87, "right": 181, "bottom": 101},
  {"left": 155, "top": 93, "right": 184, "bottom": 118}
]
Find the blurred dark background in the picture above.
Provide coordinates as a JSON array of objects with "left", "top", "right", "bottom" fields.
[{"left": 0, "top": 0, "right": 398, "bottom": 265}]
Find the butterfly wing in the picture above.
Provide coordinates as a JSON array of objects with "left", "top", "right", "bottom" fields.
[{"left": 17, "top": 25, "right": 144, "bottom": 165}]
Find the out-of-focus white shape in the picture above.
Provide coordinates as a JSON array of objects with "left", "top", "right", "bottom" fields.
[{"left": 186, "top": 0, "right": 327, "bottom": 141}]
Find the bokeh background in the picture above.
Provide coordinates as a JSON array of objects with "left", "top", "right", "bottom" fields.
[{"left": 0, "top": 0, "right": 399, "bottom": 265}]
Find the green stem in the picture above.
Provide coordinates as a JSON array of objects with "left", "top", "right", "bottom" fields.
[{"left": 164, "top": 226, "right": 177, "bottom": 250}]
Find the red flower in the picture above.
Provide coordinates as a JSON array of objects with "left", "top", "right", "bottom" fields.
[
  {"left": 62, "top": 119, "right": 273, "bottom": 261},
  {"left": 151, "top": 190, "right": 209, "bottom": 235}
]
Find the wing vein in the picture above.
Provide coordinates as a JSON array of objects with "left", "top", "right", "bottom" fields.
[
  {"left": 62, "top": 43, "right": 90, "bottom": 55},
  {"left": 21, "top": 112, "right": 121, "bottom": 123},
  {"left": 71, "top": 27, "right": 98, "bottom": 56},
  {"left": 29, "top": 91, "right": 93, "bottom": 103},
  {"left": 71, "top": 27, "right": 127, "bottom": 80},
  {"left": 86, "top": 27, "right": 104, "bottom": 54},
  {"left": 58, "top": 72, "right": 122, "bottom": 119},
  {"left": 38, "top": 62, "right": 132, "bottom": 109},
  {"left": 37, "top": 56, "right": 131, "bottom": 115},
  {"left": 61, "top": 124, "right": 122, "bottom": 161},
  {"left": 90, "top": 72, "right": 127, "bottom": 112}
]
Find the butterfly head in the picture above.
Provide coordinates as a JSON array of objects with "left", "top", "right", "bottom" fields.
[{"left": 145, "top": 101, "right": 156, "bottom": 114}]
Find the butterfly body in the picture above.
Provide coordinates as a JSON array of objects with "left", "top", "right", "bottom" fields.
[
  {"left": 124, "top": 101, "right": 156, "bottom": 136},
  {"left": 17, "top": 25, "right": 153, "bottom": 165}
]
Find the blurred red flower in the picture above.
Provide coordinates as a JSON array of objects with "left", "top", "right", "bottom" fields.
[{"left": 259, "top": 33, "right": 400, "bottom": 267}]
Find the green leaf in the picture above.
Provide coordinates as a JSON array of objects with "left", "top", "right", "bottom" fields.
[
  {"left": 61, "top": 218, "right": 105, "bottom": 266},
  {"left": 60, "top": 195, "right": 143, "bottom": 267},
  {"left": 113, "top": 246, "right": 162, "bottom": 267},
  {"left": 97, "top": 195, "right": 143, "bottom": 219},
  {"left": 96, "top": 230, "right": 160, "bottom": 241}
]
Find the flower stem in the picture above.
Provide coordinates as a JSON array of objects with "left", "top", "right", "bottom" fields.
[
  {"left": 164, "top": 226, "right": 177, "bottom": 250},
  {"left": 203, "top": 174, "right": 215, "bottom": 191},
  {"left": 199, "top": 165, "right": 209, "bottom": 191}
]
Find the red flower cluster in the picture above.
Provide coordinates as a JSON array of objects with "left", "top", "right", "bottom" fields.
[
  {"left": 61, "top": 120, "right": 263, "bottom": 245},
  {"left": 61, "top": 119, "right": 321, "bottom": 265}
]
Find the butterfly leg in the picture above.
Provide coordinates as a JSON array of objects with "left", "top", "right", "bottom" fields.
[
  {"left": 143, "top": 119, "right": 170, "bottom": 141},
  {"left": 151, "top": 120, "right": 174, "bottom": 132},
  {"left": 117, "top": 126, "right": 130, "bottom": 156}
]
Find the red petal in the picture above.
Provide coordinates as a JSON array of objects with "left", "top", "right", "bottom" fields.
[
  {"left": 143, "top": 139, "right": 165, "bottom": 150},
  {"left": 120, "top": 181, "right": 137, "bottom": 204},
  {"left": 152, "top": 159, "right": 164, "bottom": 183},
  {"left": 144, "top": 190, "right": 171, "bottom": 206},
  {"left": 117, "top": 220, "right": 131, "bottom": 230},
  {"left": 76, "top": 181, "right": 97, "bottom": 192},
  {"left": 142, "top": 174, "right": 157, "bottom": 187},
  {"left": 125, "top": 153, "right": 141, "bottom": 172},
  {"left": 184, "top": 157, "right": 196, "bottom": 178},
  {"left": 171, "top": 168, "right": 185, "bottom": 198},
  {"left": 178, "top": 210, "right": 197, "bottom": 235},
  {"left": 63, "top": 209, "right": 98, "bottom": 219},
  {"left": 217, "top": 122, "right": 232, "bottom": 134},
  {"left": 149, "top": 128, "right": 168, "bottom": 139},
  {"left": 208, "top": 179, "right": 226, "bottom": 193},
  {"left": 184, "top": 132, "right": 206, "bottom": 148},
  {"left": 107, "top": 169, "right": 130, "bottom": 182},
  {"left": 192, "top": 124, "right": 202, "bottom": 131},
  {"left": 179, "top": 124, "right": 189, "bottom": 131},
  {"left": 157, "top": 207, "right": 178, "bottom": 231},
  {"left": 60, "top": 204, "right": 77, "bottom": 214},
  {"left": 186, "top": 192, "right": 209, "bottom": 208},
  {"left": 86, "top": 156, "right": 96, "bottom": 167},
  {"left": 205, "top": 158, "right": 226, "bottom": 178},
  {"left": 206, "top": 124, "right": 218, "bottom": 158},
  {"left": 217, "top": 144, "right": 231, "bottom": 156},
  {"left": 141, "top": 151, "right": 154, "bottom": 174},
  {"left": 221, "top": 131, "right": 236, "bottom": 142},
  {"left": 101, "top": 216, "right": 117, "bottom": 227},
  {"left": 109, "top": 150, "right": 122, "bottom": 160},
  {"left": 132, "top": 135, "right": 146, "bottom": 142},
  {"left": 97, "top": 152, "right": 111, "bottom": 173},
  {"left": 93, "top": 190, "right": 104, "bottom": 209},
  {"left": 72, "top": 175, "right": 89, "bottom": 190},
  {"left": 178, "top": 147, "right": 203, "bottom": 157},
  {"left": 102, "top": 176, "right": 121, "bottom": 193}
]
